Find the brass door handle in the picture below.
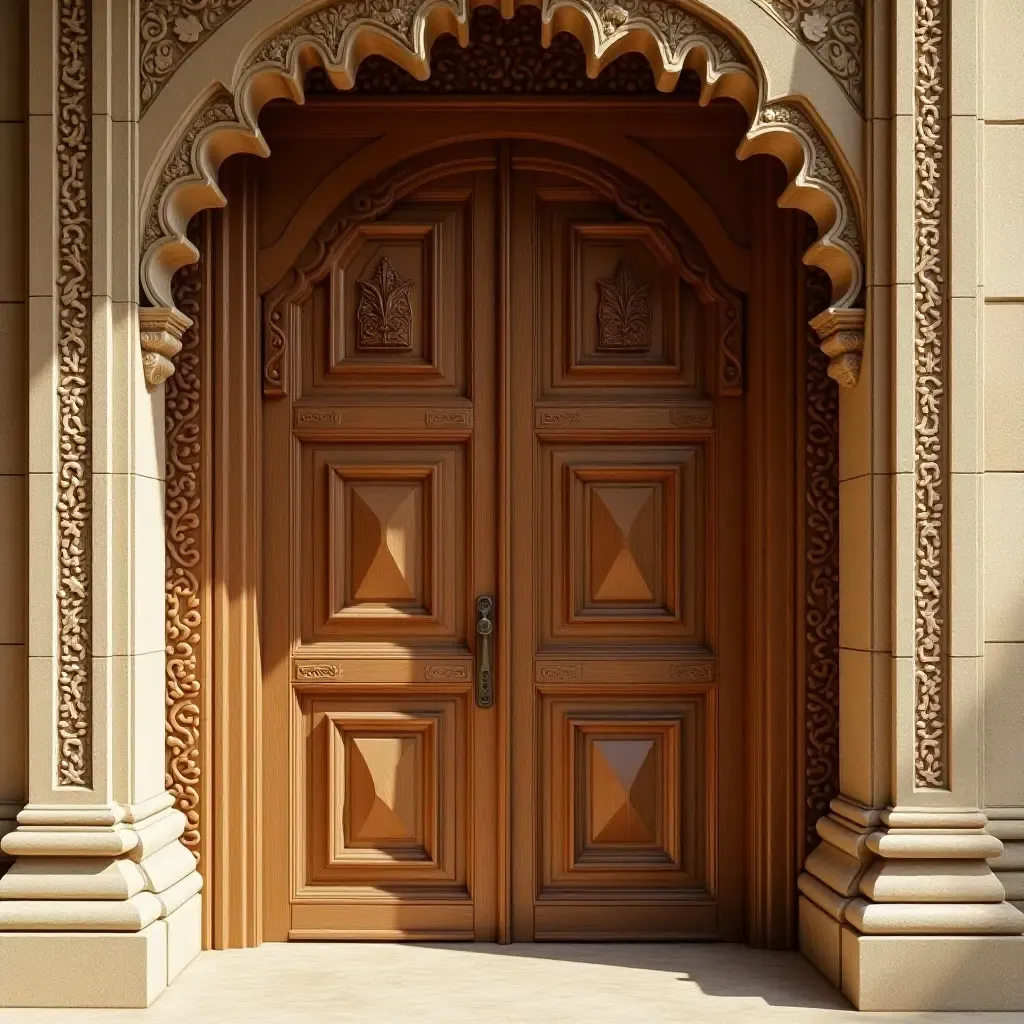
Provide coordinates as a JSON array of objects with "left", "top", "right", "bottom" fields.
[{"left": 475, "top": 595, "right": 495, "bottom": 708}]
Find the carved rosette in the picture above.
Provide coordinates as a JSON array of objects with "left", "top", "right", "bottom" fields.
[
  {"left": 56, "top": 0, "right": 93, "bottom": 788},
  {"left": 913, "top": 0, "right": 948, "bottom": 789},
  {"left": 755, "top": 0, "right": 863, "bottom": 111},
  {"left": 166, "top": 223, "right": 205, "bottom": 861}
]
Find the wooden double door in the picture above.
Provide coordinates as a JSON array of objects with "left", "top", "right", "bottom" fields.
[{"left": 261, "top": 132, "right": 746, "bottom": 942}]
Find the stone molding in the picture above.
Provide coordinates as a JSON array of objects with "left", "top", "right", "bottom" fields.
[
  {"left": 140, "top": 307, "right": 192, "bottom": 391},
  {"left": 753, "top": 0, "right": 863, "bottom": 111},
  {"left": 136, "top": 0, "right": 866, "bottom": 391},
  {"left": 56, "top": 0, "right": 93, "bottom": 790},
  {"left": 913, "top": 0, "right": 948, "bottom": 791}
]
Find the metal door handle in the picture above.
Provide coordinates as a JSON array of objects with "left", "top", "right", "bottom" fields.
[{"left": 475, "top": 595, "right": 495, "bottom": 708}]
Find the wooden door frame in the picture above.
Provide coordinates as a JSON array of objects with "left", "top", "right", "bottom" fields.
[{"left": 164, "top": 119, "right": 830, "bottom": 952}]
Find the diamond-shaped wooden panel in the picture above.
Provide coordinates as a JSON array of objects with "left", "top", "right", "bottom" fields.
[
  {"left": 300, "top": 696, "right": 465, "bottom": 888},
  {"left": 303, "top": 444, "right": 465, "bottom": 641},
  {"left": 540, "top": 698, "right": 706, "bottom": 892},
  {"left": 589, "top": 484, "right": 661, "bottom": 605},
  {"left": 349, "top": 481, "right": 423, "bottom": 605},
  {"left": 540, "top": 445, "right": 703, "bottom": 640}
]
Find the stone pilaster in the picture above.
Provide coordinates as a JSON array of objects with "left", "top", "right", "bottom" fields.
[
  {"left": 0, "top": 0, "right": 201, "bottom": 1009},
  {"left": 798, "top": 0, "right": 1024, "bottom": 1011}
]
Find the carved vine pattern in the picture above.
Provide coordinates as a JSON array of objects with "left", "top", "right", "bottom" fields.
[
  {"left": 140, "top": 0, "right": 253, "bottom": 114},
  {"left": 166, "top": 220, "right": 205, "bottom": 860},
  {"left": 596, "top": 259, "right": 654, "bottom": 351},
  {"left": 804, "top": 263, "right": 839, "bottom": 850},
  {"left": 56, "top": 0, "right": 93, "bottom": 788},
  {"left": 756, "top": 0, "right": 863, "bottom": 110},
  {"left": 913, "top": 0, "right": 947, "bottom": 789},
  {"left": 356, "top": 257, "right": 415, "bottom": 349}
]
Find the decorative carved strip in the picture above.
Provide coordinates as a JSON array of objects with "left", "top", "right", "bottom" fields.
[
  {"left": 804, "top": 266, "right": 840, "bottom": 851},
  {"left": 538, "top": 665, "right": 582, "bottom": 682},
  {"left": 295, "top": 663, "right": 343, "bottom": 680},
  {"left": 754, "top": 0, "right": 864, "bottom": 111},
  {"left": 538, "top": 410, "right": 583, "bottom": 427},
  {"left": 166, "top": 220, "right": 205, "bottom": 860},
  {"left": 913, "top": 0, "right": 948, "bottom": 789},
  {"left": 596, "top": 259, "right": 653, "bottom": 352},
  {"left": 424, "top": 665, "right": 469, "bottom": 681},
  {"left": 668, "top": 664, "right": 713, "bottom": 682},
  {"left": 140, "top": 1, "right": 254, "bottom": 115},
  {"left": 56, "top": 0, "right": 93, "bottom": 788},
  {"left": 425, "top": 411, "right": 471, "bottom": 428}
]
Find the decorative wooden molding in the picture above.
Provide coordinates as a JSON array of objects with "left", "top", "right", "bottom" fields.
[
  {"left": 166, "top": 221, "right": 207, "bottom": 864},
  {"left": 913, "top": 0, "right": 948, "bottom": 790},
  {"left": 141, "top": 306, "right": 193, "bottom": 390},
  {"left": 56, "top": 0, "right": 93, "bottom": 788},
  {"left": 753, "top": 0, "right": 863, "bottom": 111},
  {"left": 139, "top": 0, "right": 866, "bottom": 388}
]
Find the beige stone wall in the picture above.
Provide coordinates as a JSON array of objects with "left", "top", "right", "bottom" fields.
[
  {"left": 0, "top": 0, "right": 27, "bottom": 876},
  {"left": 982, "top": 0, "right": 1024, "bottom": 911}
]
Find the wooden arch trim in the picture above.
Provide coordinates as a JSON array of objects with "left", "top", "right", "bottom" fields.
[{"left": 137, "top": 0, "right": 866, "bottom": 392}]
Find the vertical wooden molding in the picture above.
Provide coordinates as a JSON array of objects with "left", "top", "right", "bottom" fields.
[
  {"left": 210, "top": 160, "right": 262, "bottom": 948},
  {"left": 913, "top": 0, "right": 949, "bottom": 790},
  {"left": 56, "top": 0, "right": 93, "bottom": 788}
]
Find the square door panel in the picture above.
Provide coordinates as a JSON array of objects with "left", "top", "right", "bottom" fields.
[
  {"left": 535, "top": 196, "right": 701, "bottom": 394},
  {"left": 541, "top": 697, "right": 706, "bottom": 893},
  {"left": 303, "top": 445, "right": 465, "bottom": 642},
  {"left": 542, "top": 444, "right": 704, "bottom": 643},
  {"left": 302, "top": 200, "right": 469, "bottom": 395},
  {"left": 300, "top": 695, "right": 465, "bottom": 889}
]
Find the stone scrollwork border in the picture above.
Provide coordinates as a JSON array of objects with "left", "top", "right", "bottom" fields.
[
  {"left": 138, "top": 0, "right": 866, "bottom": 389},
  {"left": 913, "top": 0, "right": 948, "bottom": 790},
  {"left": 753, "top": 0, "right": 863, "bottom": 112},
  {"left": 56, "top": 0, "right": 93, "bottom": 788}
]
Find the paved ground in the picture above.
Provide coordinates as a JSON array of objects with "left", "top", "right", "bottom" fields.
[{"left": 3, "top": 942, "right": 1023, "bottom": 1023}]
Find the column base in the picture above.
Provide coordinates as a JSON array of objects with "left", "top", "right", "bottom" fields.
[
  {"left": 0, "top": 892, "right": 201, "bottom": 1008},
  {"left": 841, "top": 928, "right": 1024, "bottom": 1011}
]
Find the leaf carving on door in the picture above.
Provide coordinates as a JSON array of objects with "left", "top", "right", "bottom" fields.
[
  {"left": 356, "top": 256, "right": 414, "bottom": 350},
  {"left": 596, "top": 258, "right": 653, "bottom": 352}
]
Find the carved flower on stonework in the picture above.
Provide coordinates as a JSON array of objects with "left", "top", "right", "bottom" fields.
[
  {"left": 602, "top": 4, "right": 630, "bottom": 34},
  {"left": 380, "top": 4, "right": 411, "bottom": 31},
  {"left": 800, "top": 10, "right": 831, "bottom": 44},
  {"left": 173, "top": 14, "right": 203, "bottom": 44}
]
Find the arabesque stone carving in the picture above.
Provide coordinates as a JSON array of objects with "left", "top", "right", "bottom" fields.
[
  {"left": 913, "top": 0, "right": 947, "bottom": 789},
  {"left": 56, "top": 0, "right": 93, "bottom": 789},
  {"left": 755, "top": 0, "right": 863, "bottom": 110}
]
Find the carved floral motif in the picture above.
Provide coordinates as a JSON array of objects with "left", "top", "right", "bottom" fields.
[
  {"left": 356, "top": 257, "right": 414, "bottom": 350},
  {"left": 756, "top": 0, "right": 863, "bottom": 110},
  {"left": 166, "top": 221, "right": 205, "bottom": 859},
  {"left": 913, "top": 0, "right": 947, "bottom": 789},
  {"left": 141, "top": 0, "right": 253, "bottom": 114},
  {"left": 596, "top": 259, "right": 654, "bottom": 352},
  {"left": 56, "top": 0, "right": 93, "bottom": 788}
]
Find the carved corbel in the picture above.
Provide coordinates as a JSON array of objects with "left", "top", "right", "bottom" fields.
[
  {"left": 811, "top": 307, "right": 864, "bottom": 388},
  {"left": 140, "top": 306, "right": 192, "bottom": 391}
]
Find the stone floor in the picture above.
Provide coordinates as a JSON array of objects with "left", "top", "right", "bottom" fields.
[{"left": 3, "top": 943, "right": 1023, "bottom": 1023}]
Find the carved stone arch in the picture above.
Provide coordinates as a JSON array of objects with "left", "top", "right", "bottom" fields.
[{"left": 137, "top": 0, "right": 867, "bottom": 391}]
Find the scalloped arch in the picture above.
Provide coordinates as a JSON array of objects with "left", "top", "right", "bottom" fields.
[{"left": 138, "top": 0, "right": 867, "bottom": 389}]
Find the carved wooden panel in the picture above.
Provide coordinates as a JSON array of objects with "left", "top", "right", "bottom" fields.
[
  {"left": 301, "top": 695, "right": 465, "bottom": 890},
  {"left": 533, "top": 184, "right": 703, "bottom": 393},
  {"left": 303, "top": 445, "right": 463, "bottom": 641},
  {"left": 542, "top": 444, "right": 702, "bottom": 643},
  {"left": 541, "top": 697, "right": 706, "bottom": 893}
]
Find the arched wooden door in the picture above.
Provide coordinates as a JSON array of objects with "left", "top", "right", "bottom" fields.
[{"left": 260, "top": 125, "right": 748, "bottom": 942}]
